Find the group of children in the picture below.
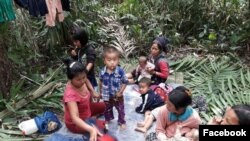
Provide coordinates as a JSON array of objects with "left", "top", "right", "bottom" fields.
[
  {"left": 62, "top": 28, "right": 250, "bottom": 141},
  {"left": 64, "top": 28, "right": 130, "bottom": 141}
]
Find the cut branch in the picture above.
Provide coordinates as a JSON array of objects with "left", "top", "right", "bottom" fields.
[{"left": 0, "top": 82, "right": 56, "bottom": 120}]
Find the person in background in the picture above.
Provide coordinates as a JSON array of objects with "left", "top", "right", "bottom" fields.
[
  {"left": 70, "top": 28, "right": 97, "bottom": 89},
  {"left": 99, "top": 47, "right": 128, "bottom": 129}
]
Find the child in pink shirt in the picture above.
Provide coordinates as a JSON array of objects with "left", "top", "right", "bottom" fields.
[{"left": 146, "top": 86, "right": 201, "bottom": 141}]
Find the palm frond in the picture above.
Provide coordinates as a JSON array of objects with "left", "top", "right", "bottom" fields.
[{"left": 172, "top": 55, "right": 250, "bottom": 122}]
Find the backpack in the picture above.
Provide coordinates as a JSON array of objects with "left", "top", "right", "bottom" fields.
[
  {"left": 150, "top": 83, "right": 173, "bottom": 101},
  {"left": 34, "top": 111, "right": 62, "bottom": 134}
]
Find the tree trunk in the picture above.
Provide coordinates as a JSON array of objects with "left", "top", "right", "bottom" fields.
[{"left": 0, "top": 33, "right": 13, "bottom": 99}]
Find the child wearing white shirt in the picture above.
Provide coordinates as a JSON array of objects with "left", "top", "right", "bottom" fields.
[{"left": 127, "top": 56, "right": 155, "bottom": 84}]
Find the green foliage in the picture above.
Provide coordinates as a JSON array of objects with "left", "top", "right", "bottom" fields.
[
  {"left": 1, "top": 1, "right": 250, "bottom": 137},
  {"left": 0, "top": 66, "right": 64, "bottom": 140},
  {"left": 171, "top": 54, "right": 250, "bottom": 123},
  {"left": 117, "top": 0, "right": 250, "bottom": 52}
]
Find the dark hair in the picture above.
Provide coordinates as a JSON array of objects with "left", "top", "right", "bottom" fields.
[
  {"left": 103, "top": 46, "right": 120, "bottom": 58},
  {"left": 168, "top": 86, "right": 192, "bottom": 110},
  {"left": 139, "top": 77, "right": 151, "bottom": 87},
  {"left": 63, "top": 58, "right": 86, "bottom": 79},
  {"left": 232, "top": 104, "right": 250, "bottom": 125},
  {"left": 72, "top": 29, "right": 89, "bottom": 46},
  {"left": 157, "top": 43, "right": 169, "bottom": 54},
  {"left": 153, "top": 37, "right": 170, "bottom": 53}
]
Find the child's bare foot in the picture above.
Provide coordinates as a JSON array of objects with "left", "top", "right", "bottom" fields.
[
  {"left": 120, "top": 124, "right": 126, "bottom": 129},
  {"left": 136, "top": 122, "right": 145, "bottom": 127},
  {"left": 134, "top": 127, "right": 147, "bottom": 133}
]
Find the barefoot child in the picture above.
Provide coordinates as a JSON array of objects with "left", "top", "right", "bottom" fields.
[
  {"left": 135, "top": 77, "right": 164, "bottom": 114},
  {"left": 99, "top": 47, "right": 128, "bottom": 129},
  {"left": 146, "top": 86, "right": 201, "bottom": 141},
  {"left": 134, "top": 77, "right": 165, "bottom": 133}
]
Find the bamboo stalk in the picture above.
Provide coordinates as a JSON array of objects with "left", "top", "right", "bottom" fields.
[
  {"left": 0, "top": 82, "right": 56, "bottom": 120},
  {"left": 20, "top": 74, "right": 42, "bottom": 86}
]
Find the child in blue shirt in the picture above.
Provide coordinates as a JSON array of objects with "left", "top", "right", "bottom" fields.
[{"left": 99, "top": 47, "right": 128, "bottom": 129}]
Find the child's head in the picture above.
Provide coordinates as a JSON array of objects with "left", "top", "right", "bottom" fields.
[
  {"left": 166, "top": 86, "right": 192, "bottom": 114},
  {"left": 103, "top": 47, "right": 120, "bottom": 71},
  {"left": 221, "top": 104, "right": 250, "bottom": 125},
  {"left": 138, "top": 56, "right": 147, "bottom": 68},
  {"left": 72, "top": 28, "right": 89, "bottom": 48},
  {"left": 138, "top": 77, "right": 151, "bottom": 94},
  {"left": 63, "top": 58, "right": 87, "bottom": 88}
]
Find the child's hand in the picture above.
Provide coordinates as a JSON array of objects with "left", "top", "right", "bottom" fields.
[
  {"left": 146, "top": 67, "right": 154, "bottom": 71},
  {"left": 146, "top": 67, "right": 155, "bottom": 74},
  {"left": 116, "top": 92, "right": 123, "bottom": 97},
  {"left": 146, "top": 66, "right": 153, "bottom": 70},
  {"left": 92, "top": 91, "right": 100, "bottom": 98},
  {"left": 208, "top": 116, "right": 223, "bottom": 125}
]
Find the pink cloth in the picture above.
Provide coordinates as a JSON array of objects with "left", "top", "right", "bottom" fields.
[
  {"left": 156, "top": 106, "right": 201, "bottom": 138},
  {"left": 45, "top": 0, "right": 64, "bottom": 26}
]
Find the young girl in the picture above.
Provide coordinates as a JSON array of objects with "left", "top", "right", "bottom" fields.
[
  {"left": 208, "top": 104, "right": 250, "bottom": 125},
  {"left": 146, "top": 86, "right": 201, "bottom": 141},
  {"left": 70, "top": 28, "right": 97, "bottom": 88},
  {"left": 99, "top": 47, "right": 128, "bottom": 129},
  {"left": 63, "top": 59, "right": 106, "bottom": 141}
]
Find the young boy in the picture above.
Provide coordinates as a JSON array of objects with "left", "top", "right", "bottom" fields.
[
  {"left": 99, "top": 47, "right": 128, "bottom": 129},
  {"left": 127, "top": 56, "right": 155, "bottom": 84},
  {"left": 134, "top": 77, "right": 165, "bottom": 133},
  {"left": 135, "top": 77, "right": 165, "bottom": 114}
]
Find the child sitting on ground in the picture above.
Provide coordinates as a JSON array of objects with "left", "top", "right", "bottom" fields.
[
  {"left": 145, "top": 86, "right": 201, "bottom": 141},
  {"left": 126, "top": 56, "right": 155, "bottom": 84},
  {"left": 135, "top": 77, "right": 165, "bottom": 133},
  {"left": 135, "top": 77, "right": 165, "bottom": 114}
]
